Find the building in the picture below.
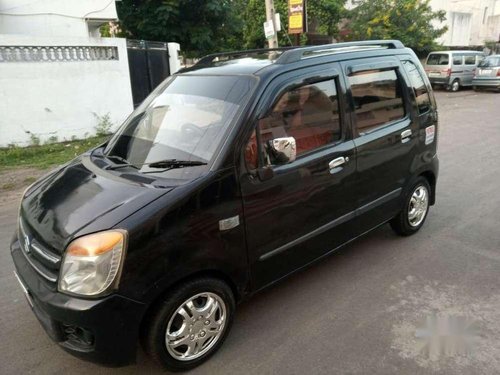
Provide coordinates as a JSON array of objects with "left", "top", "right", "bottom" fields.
[
  {"left": 0, "top": 0, "right": 134, "bottom": 147},
  {"left": 429, "top": 0, "right": 500, "bottom": 46},
  {"left": 0, "top": 0, "right": 120, "bottom": 38}
]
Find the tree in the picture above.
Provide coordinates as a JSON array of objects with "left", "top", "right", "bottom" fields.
[
  {"left": 242, "top": 0, "right": 345, "bottom": 49},
  {"left": 116, "top": 0, "right": 243, "bottom": 57},
  {"left": 345, "top": 0, "right": 447, "bottom": 55}
]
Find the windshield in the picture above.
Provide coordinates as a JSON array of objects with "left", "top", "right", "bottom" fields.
[
  {"left": 426, "top": 53, "right": 449, "bottom": 65},
  {"left": 478, "top": 56, "right": 500, "bottom": 67},
  {"left": 104, "top": 75, "right": 255, "bottom": 177}
]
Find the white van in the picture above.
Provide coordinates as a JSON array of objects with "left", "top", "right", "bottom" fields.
[{"left": 424, "top": 50, "right": 485, "bottom": 91}]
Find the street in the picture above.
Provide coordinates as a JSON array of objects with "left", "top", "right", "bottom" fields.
[{"left": 1, "top": 89, "right": 499, "bottom": 374}]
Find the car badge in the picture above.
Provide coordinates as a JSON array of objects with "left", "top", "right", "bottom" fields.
[{"left": 23, "top": 233, "right": 31, "bottom": 254}]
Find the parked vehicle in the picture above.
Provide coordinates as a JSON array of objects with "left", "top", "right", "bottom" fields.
[
  {"left": 424, "top": 50, "right": 485, "bottom": 91},
  {"left": 11, "top": 40, "right": 439, "bottom": 371},
  {"left": 472, "top": 54, "right": 500, "bottom": 92}
]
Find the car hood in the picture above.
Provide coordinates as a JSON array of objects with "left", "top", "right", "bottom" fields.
[{"left": 20, "top": 156, "right": 171, "bottom": 253}]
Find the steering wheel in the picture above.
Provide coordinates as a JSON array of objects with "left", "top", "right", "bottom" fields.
[{"left": 181, "top": 123, "right": 204, "bottom": 137}]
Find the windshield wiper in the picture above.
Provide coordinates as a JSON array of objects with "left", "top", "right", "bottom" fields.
[
  {"left": 105, "top": 155, "right": 140, "bottom": 170},
  {"left": 147, "top": 159, "right": 207, "bottom": 168},
  {"left": 142, "top": 159, "right": 208, "bottom": 173},
  {"left": 106, "top": 158, "right": 207, "bottom": 171},
  {"left": 107, "top": 155, "right": 130, "bottom": 165}
]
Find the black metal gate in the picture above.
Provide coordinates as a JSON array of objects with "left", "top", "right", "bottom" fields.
[{"left": 127, "top": 40, "right": 170, "bottom": 107}]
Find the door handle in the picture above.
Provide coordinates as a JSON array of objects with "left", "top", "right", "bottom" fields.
[
  {"left": 401, "top": 129, "right": 412, "bottom": 143},
  {"left": 329, "top": 156, "right": 348, "bottom": 173}
]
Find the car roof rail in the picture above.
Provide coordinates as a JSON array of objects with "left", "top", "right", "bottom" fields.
[
  {"left": 195, "top": 47, "right": 296, "bottom": 66},
  {"left": 193, "top": 40, "right": 404, "bottom": 68},
  {"left": 275, "top": 40, "right": 405, "bottom": 64}
]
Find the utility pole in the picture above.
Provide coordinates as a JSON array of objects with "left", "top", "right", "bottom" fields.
[{"left": 265, "top": 0, "right": 279, "bottom": 48}]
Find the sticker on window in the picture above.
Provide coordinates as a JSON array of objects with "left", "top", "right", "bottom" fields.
[{"left": 425, "top": 125, "right": 435, "bottom": 145}]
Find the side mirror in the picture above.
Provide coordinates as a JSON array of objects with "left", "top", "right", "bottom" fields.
[{"left": 268, "top": 137, "right": 297, "bottom": 164}]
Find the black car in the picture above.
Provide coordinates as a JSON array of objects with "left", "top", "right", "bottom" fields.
[{"left": 11, "top": 40, "right": 438, "bottom": 372}]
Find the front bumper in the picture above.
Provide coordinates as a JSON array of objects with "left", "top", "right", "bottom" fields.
[{"left": 10, "top": 238, "right": 146, "bottom": 367}]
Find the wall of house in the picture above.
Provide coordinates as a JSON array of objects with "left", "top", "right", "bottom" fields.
[
  {"left": 0, "top": 35, "right": 134, "bottom": 147},
  {"left": 0, "top": 1, "right": 134, "bottom": 147},
  {"left": 0, "top": 0, "right": 117, "bottom": 38},
  {"left": 430, "top": 0, "right": 500, "bottom": 46}
]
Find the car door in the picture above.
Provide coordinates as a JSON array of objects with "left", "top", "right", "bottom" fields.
[
  {"left": 463, "top": 54, "right": 477, "bottom": 85},
  {"left": 239, "top": 64, "right": 357, "bottom": 290},
  {"left": 341, "top": 56, "right": 418, "bottom": 234},
  {"left": 451, "top": 53, "right": 464, "bottom": 85}
]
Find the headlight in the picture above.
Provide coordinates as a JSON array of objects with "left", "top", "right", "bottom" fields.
[{"left": 58, "top": 230, "right": 127, "bottom": 297}]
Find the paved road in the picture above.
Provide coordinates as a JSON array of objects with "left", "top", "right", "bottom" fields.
[{"left": 1, "top": 90, "right": 499, "bottom": 375}]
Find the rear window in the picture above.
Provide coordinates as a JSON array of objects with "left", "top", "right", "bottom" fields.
[
  {"left": 427, "top": 54, "right": 449, "bottom": 65},
  {"left": 478, "top": 56, "right": 500, "bottom": 67}
]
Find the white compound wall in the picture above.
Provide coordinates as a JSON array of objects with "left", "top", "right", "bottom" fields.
[{"left": 0, "top": 35, "right": 134, "bottom": 146}]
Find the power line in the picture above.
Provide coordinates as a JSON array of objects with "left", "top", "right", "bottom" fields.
[
  {"left": 0, "top": 0, "right": 44, "bottom": 13},
  {"left": 0, "top": 0, "right": 115, "bottom": 20}
]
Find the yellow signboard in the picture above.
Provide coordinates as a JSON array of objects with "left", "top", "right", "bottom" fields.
[
  {"left": 289, "top": 14, "right": 303, "bottom": 30},
  {"left": 288, "top": 0, "right": 305, "bottom": 34}
]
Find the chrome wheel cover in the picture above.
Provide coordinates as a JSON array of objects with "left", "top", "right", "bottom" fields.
[
  {"left": 165, "top": 292, "right": 226, "bottom": 361},
  {"left": 452, "top": 80, "right": 459, "bottom": 91},
  {"left": 407, "top": 185, "right": 429, "bottom": 227}
]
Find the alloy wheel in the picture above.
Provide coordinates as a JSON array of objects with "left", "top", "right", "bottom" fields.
[
  {"left": 407, "top": 185, "right": 429, "bottom": 227},
  {"left": 165, "top": 292, "right": 227, "bottom": 361}
]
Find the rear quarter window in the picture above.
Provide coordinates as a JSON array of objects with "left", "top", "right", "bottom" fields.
[{"left": 402, "top": 61, "right": 431, "bottom": 114}]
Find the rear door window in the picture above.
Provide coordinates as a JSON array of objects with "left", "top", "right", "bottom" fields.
[
  {"left": 427, "top": 54, "right": 449, "bottom": 65},
  {"left": 402, "top": 61, "right": 431, "bottom": 114},
  {"left": 348, "top": 69, "right": 405, "bottom": 136}
]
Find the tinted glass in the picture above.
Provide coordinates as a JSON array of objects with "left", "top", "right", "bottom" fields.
[
  {"left": 105, "top": 75, "right": 255, "bottom": 177},
  {"left": 478, "top": 56, "right": 500, "bottom": 67},
  {"left": 403, "top": 61, "right": 431, "bottom": 114},
  {"left": 349, "top": 69, "right": 405, "bottom": 135},
  {"left": 246, "top": 79, "right": 341, "bottom": 167},
  {"left": 464, "top": 55, "right": 476, "bottom": 65},
  {"left": 427, "top": 53, "right": 449, "bottom": 65},
  {"left": 453, "top": 54, "right": 463, "bottom": 65}
]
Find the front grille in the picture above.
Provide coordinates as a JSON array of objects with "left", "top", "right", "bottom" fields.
[{"left": 18, "top": 218, "right": 61, "bottom": 284}]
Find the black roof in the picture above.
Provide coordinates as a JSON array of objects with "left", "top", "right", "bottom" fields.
[{"left": 180, "top": 40, "right": 408, "bottom": 76}]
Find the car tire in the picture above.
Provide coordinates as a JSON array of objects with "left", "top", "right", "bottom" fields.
[
  {"left": 448, "top": 79, "right": 460, "bottom": 92},
  {"left": 144, "top": 277, "right": 235, "bottom": 372},
  {"left": 390, "top": 177, "right": 431, "bottom": 236}
]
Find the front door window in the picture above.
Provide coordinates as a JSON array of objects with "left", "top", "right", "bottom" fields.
[{"left": 245, "top": 78, "right": 341, "bottom": 168}]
